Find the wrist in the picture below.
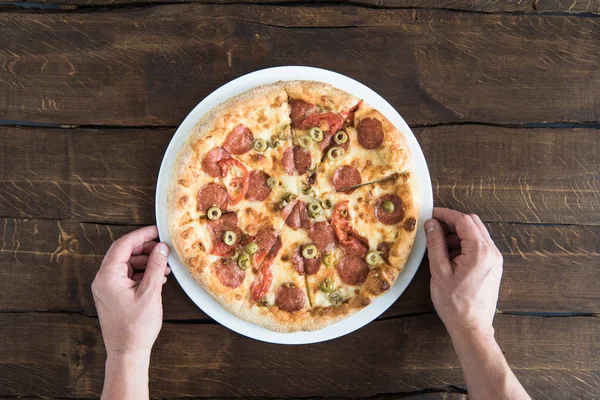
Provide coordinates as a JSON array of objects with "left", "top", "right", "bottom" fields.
[
  {"left": 447, "top": 325, "right": 495, "bottom": 343},
  {"left": 106, "top": 349, "right": 151, "bottom": 368}
]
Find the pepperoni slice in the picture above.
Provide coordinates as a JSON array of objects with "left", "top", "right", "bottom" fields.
[
  {"left": 356, "top": 118, "right": 384, "bottom": 149},
  {"left": 291, "top": 248, "right": 305, "bottom": 275},
  {"left": 291, "top": 247, "right": 321, "bottom": 276},
  {"left": 197, "top": 183, "right": 229, "bottom": 212},
  {"left": 290, "top": 99, "right": 318, "bottom": 128},
  {"left": 300, "top": 112, "right": 344, "bottom": 134},
  {"left": 253, "top": 227, "right": 278, "bottom": 266},
  {"left": 275, "top": 285, "right": 305, "bottom": 312},
  {"left": 331, "top": 165, "right": 362, "bottom": 192},
  {"left": 285, "top": 201, "right": 310, "bottom": 230},
  {"left": 304, "top": 257, "right": 321, "bottom": 275},
  {"left": 246, "top": 170, "right": 272, "bottom": 201},
  {"left": 308, "top": 221, "right": 336, "bottom": 253},
  {"left": 216, "top": 259, "right": 245, "bottom": 288},
  {"left": 201, "top": 147, "right": 230, "bottom": 178},
  {"left": 375, "top": 194, "right": 405, "bottom": 225},
  {"left": 293, "top": 145, "right": 312, "bottom": 175},
  {"left": 282, "top": 147, "right": 295, "bottom": 176},
  {"left": 208, "top": 213, "right": 242, "bottom": 257},
  {"left": 340, "top": 234, "right": 368, "bottom": 258},
  {"left": 337, "top": 256, "right": 369, "bottom": 286},
  {"left": 223, "top": 124, "right": 254, "bottom": 155}
]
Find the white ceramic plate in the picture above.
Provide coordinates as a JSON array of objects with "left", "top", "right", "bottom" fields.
[{"left": 156, "top": 66, "right": 433, "bottom": 344}]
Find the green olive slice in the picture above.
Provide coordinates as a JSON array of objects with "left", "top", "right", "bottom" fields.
[
  {"left": 207, "top": 205, "right": 222, "bottom": 221},
  {"left": 321, "top": 252, "right": 334, "bottom": 267},
  {"left": 320, "top": 277, "right": 335, "bottom": 293},
  {"left": 237, "top": 253, "right": 251, "bottom": 270},
  {"left": 365, "top": 251, "right": 382, "bottom": 266},
  {"left": 297, "top": 135, "right": 312, "bottom": 149},
  {"left": 308, "top": 202, "right": 323, "bottom": 218},
  {"left": 267, "top": 177, "right": 279, "bottom": 189},
  {"left": 309, "top": 127, "right": 324, "bottom": 142},
  {"left": 223, "top": 230, "right": 237, "bottom": 246},
  {"left": 252, "top": 138, "right": 268, "bottom": 152},
  {"left": 302, "top": 244, "right": 318, "bottom": 259},
  {"left": 334, "top": 131, "right": 348, "bottom": 144},
  {"left": 321, "top": 198, "right": 332, "bottom": 210},
  {"left": 327, "top": 146, "right": 344, "bottom": 161},
  {"left": 340, "top": 208, "right": 349, "bottom": 218},
  {"left": 382, "top": 200, "right": 395, "bottom": 213},
  {"left": 329, "top": 291, "right": 344, "bottom": 306},
  {"left": 243, "top": 242, "right": 259, "bottom": 255}
]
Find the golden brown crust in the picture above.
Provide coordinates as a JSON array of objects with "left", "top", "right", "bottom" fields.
[
  {"left": 284, "top": 80, "right": 360, "bottom": 112},
  {"left": 388, "top": 171, "right": 420, "bottom": 270},
  {"left": 167, "top": 80, "right": 420, "bottom": 332}
]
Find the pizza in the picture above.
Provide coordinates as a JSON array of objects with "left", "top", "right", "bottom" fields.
[{"left": 167, "top": 81, "right": 420, "bottom": 332}]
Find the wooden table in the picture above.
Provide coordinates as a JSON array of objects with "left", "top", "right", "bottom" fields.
[{"left": 1, "top": 1, "right": 599, "bottom": 398}]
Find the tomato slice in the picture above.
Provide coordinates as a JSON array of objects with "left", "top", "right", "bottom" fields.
[
  {"left": 332, "top": 200, "right": 353, "bottom": 243},
  {"left": 339, "top": 101, "right": 362, "bottom": 124},
  {"left": 218, "top": 158, "right": 249, "bottom": 206},
  {"left": 299, "top": 112, "right": 344, "bottom": 134},
  {"left": 250, "top": 236, "right": 282, "bottom": 302}
]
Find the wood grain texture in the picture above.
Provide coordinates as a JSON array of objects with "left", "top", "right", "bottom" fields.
[
  {"left": 2, "top": 126, "right": 599, "bottom": 225},
  {"left": 415, "top": 126, "right": 600, "bottom": 226},
  {"left": 1, "top": 218, "right": 598, "bottom": 318},
  {"left": 0, "top": 313, "right": 597, "bottom": 398},
  {"left": 3, "top": 0, "right": 600, "bottom": 13},
  {"left": 0, "top": 6, "right": 598, "bottom": 126}
]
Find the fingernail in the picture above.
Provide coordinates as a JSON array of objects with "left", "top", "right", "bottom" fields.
[
  {"left": 424, "top": 219, "right": 436, "bottom": 233},
  {"left": 157, "top": 242, "right": 170, "bottom": 257}
]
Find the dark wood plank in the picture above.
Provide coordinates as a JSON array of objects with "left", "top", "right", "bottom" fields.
[
  {"left": 1, "top": 218, "right": 598, "bottom": 319},
  {"left": 3, "top": 0, "right": 599, "bottom": 13},
  {"left": 0, "top": 395, "right": 468, "bottom": 400},
  {"left": 0, "top": 126, "right": 172, "bottom": 224},
  {"left": 0, "top": 6, "right": 598, "bottom": 126},
  {"left": 415, "top": 126, "right": 600, "bottom": 226},
  {"left": 2, "top": 126, "right": 599, "bottom": 226},
  {"left": 0, "top": 313, "right": 596, "bottom": 398}
]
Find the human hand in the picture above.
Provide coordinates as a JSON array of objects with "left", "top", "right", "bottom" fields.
[
  {"left": 424, "top": 208, "right": 503, "bottom": 338},
  {"left": 92, "top": 225, "right": 171, "bottom": 358}
]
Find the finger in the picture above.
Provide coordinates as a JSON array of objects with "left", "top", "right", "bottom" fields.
[
  {"left": 128, "top": 255, "right": 149, "bottom": 270},
  {"left": 139, "top": 242, "right": 170, "bottom": 293},
  {"left": 103, "top": 226, "right": 159, "bottom": 266},
  {"left": 470, "top": 214, "right": 494, "bottom": 244},
  {"left": 424, "top": 219, "right": 451, "bottom": 278},
  {"left": 432, "top": 208, "right": 483, "bottom": 242},
  {"left": 132, "top": 241, "right": 158, "bottom": 256},
  {"left": 165, "top": 266, "right": 172, "bottom": 275},
  {"left": 448, "top": 249, "right": 461, "bottom": 260},
  {"left": 440, "top": 222, "right": 452, "bottom": 236},
  {"left": 132, "top": 272, "right": 168, "bottom": 285},
  {"left": 446, "top": 233, "right": 461, "bottom": 250},
  {"left": 131, "top": 272, "right": 144, "bottom": 285}
]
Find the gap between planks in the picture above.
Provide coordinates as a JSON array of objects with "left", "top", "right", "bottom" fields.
[{"left": 0, "top": 0, "right": 599, "bottom": 18}]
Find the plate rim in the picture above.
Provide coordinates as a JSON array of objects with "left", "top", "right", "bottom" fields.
[{"left": 155, "top": 66, "right": 433, "bottom": 344}]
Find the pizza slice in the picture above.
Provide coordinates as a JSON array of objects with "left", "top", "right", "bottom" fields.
[
  {"left": 235, "top": 222, "right": 313, "bottom": 332},
  {"left": 312, "top": 101, "right": 412, "bottom": 195},
  {"left": 283, "top": 81, "right": 360, "bottom": 182}
]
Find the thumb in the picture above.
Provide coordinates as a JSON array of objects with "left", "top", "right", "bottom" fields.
[
  {"left": 139, "top": 242, "right": 170, "bottom": 293},
  {"left": 424, "top": 219, "right": 451, "bottom": 277}
]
